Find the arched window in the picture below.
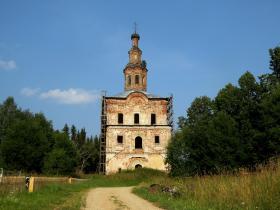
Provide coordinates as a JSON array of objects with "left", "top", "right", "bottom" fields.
[
  {"left": 128, "top": 75, "right": 131, "bottom": 86},
  {"left": 135, "top": 75, "right": 139, "bottom": 84},
  {"left": 135, "top": 136, "right": 142, "bottom": 149}
]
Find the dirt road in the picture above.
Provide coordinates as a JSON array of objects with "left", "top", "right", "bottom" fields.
[{"left": 83, "top": 186, "right": 163, "bottom": 210}]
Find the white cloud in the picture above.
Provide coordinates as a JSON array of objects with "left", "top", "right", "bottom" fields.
[
  {"left": 0, "top": 59, "right": 17, "bottom": 71},
  {"left": 40, "top": 88, "right": 100, "bottom": 104},
  {"left": 20, "top": 88, "right": 40, "bottom": 97}
]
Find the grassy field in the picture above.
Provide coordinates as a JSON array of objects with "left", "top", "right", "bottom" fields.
[
  {"left": 134, "top": 161, "right": 280, "bottom": 210},
  {"left": 0, "top": 161, "right": 279, "bottom": 210}
]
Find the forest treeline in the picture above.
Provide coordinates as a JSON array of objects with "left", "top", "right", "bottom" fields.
[
  {"left": 0, "top": 100, "right": 100, "bottom": 175},
  {"left": 166, "top": 46, "right": 280, "bottom": 176}
]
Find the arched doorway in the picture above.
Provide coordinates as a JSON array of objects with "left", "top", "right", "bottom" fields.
[
  {"left": 135, "top": 136, "right": 142, "bottom": 149},
  {"left": 135, "top": 164, "right": 142, "bottom": 169}
]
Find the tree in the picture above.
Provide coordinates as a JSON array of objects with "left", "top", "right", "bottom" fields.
[
  {"left": 1, "top": 111, "right": 52, "bottom": 172},
  {"left": 62, "top": 123, "right": 70, "bottom": 137},
  {"left": 217, "top": 72, "right": 262, "bottom": 168},
  {"left": 167, "top": 111, "right": 241, "bottom": 176},
  {"left": 71, "top": 125, "right": 77, "bottom": 142},
  {"left": 237, "top": 72, "right": 262, "bottom": 168},
  {"left": 260, "top": 84, "right": 280, "bottom": 159},
  {"left": 166, "top": 96, "right": 216, "bottom": 176},
  {"left": 79, "top": 128, "right": 86, "bottom": 148},
  {"left": 167, "top": 70, "right": 273, "bottom": 176},
  {"left": 0, "top": 97, "right": 98, "bottom": 175},
  {"left": 0, "top": 97, "right": 18, "bottom": 144},
  {"left": 259, "top": 47, "right": 280, "bottom": 93},
  {"left": 269, "top": 47, "right": 280, "bottom": 79},
  {"left": 186, "top": 96, "right": 213, "bottom": 127},
  {"left": 177, "top": 116, "right": 187, "bottom": 130},
  {"left": 206, "top": 112, "right": 241, "bottom": 171},
  {"left": 79, "top": 136, "right": 100, "bottom": 173},
  {"left": 0, "top": 97, "right": 19, "bottom": 166},
  {"left": 166, "top": 129, "right": 191, "bottom": 176},
  {"left": 43, "top": 133, "right": 78, "bottom": 175},
  {"left": 215, "top": 83, "right": 240, "bottom": 116}
]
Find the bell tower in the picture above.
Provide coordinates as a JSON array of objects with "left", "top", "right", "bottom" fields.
[{"left": 124, "top": 31, "right": 148, "bottom": 92}]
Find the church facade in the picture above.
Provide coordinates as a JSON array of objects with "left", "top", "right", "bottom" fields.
[{"left": 99, "top": 32, "right": 173, "bottom": 174}]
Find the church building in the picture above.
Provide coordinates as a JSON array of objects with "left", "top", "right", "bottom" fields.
[{"left": 99, "top": 31, "right": 173, "bottom": 174}]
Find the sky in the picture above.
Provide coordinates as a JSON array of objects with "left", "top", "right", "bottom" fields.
[{"left": 0, "top": 0, "right": 280, "bottom": 136}]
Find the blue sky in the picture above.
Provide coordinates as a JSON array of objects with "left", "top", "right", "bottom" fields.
[{"left": 0, "top": 0, "right": 279, "bottom": 136}]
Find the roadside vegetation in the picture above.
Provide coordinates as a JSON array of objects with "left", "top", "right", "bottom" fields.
[
  {"left": 1, "top": 164, "right": 279, "bottom": 210},
  {"left": 134, "top": 159, "right": 280, "bottom": 210}
]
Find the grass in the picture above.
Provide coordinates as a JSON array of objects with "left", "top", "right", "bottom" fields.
[
  {"left": 0, "top": 169, "right": 161, "bottom": 210},
  {"left": 0, "top": 175, "right": 123, "bottom": 210},
  {"left": 0, "top": 162, "right": 279, "bottom": 210},
  {"left": 133, "top": 160, "right": 280, "bottom": 210}
]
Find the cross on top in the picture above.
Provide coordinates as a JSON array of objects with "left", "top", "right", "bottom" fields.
[{"left": 134, "top": 22, "right": 137, "bottom": 33}]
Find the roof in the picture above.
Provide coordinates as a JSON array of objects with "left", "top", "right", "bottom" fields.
[
  {"left": 131, "top": 33, "right": 140, "bottom": 40},
  {"left": 106, "top": 90, "right": 169, "bottom": 99}
]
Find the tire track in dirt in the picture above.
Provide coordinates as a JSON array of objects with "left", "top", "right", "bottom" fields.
[{"left": 83, "top": 186, "right": 163, "bottom": 210}]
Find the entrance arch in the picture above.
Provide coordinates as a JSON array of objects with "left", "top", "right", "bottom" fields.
[
  {"left": 135, "top": 164, "right": 142, "bottom": 169},
  {"left": 127, "top": 157, "right": 147, "bottom": 170},
  {"left": 135, "top": 136, "right": 142, "bottom": 149}
]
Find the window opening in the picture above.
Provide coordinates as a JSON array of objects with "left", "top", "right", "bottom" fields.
[
  {"left": 117, "top": 135, "right": 123, "bottom": 144},
  {"left": 118, "top": 113, "right": 123, "bottom": 124},
  {"left": 135, "top": 75, "right": 139, "bottom": 84},
  {"left": 135, "top": 136, "right": 142, "bottom": 149},
  {"left": 128, "top": 75, "right": 131, "bottom": 86},
  {"left": 151, "top": 114, "right": 156, "bottom": 125},
  {"left": 155, "top": 136, "right": 160, "bottom": 144},
  {"left": 134, "top": 113, "right": 139, "bottom": 124}
]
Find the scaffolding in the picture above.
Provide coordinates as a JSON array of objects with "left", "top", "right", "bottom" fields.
[
  {"left": 99, "top": 92, "right": 107, "bottom": 174},
  {"left": 167, "top": 94, "right": 174, "bottom": 133}
]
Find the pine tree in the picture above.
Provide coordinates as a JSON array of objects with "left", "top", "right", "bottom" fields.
[
  {"left": 80, "top": 128, "right": 86, "bottom": 147},
  {"left": 70, "top": 125, "right": 77, "bottom": 142},
  {"left": 62, "top": 123, "right": 69, "bottom": 138}
]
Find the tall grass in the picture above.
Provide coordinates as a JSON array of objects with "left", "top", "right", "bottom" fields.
[{"left": 134, "top": 160, "right": 280, "bottom": 210}]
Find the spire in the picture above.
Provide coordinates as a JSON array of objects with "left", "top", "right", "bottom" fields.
[
  {"left": 131, "top": 22, "right": 140, "bottom": 48},
  {"left": 134, "top": 22, "right": 137, "bottom": 34},
  {"left": 124, "top": 27, "right": 147, "bottom": 92}
]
